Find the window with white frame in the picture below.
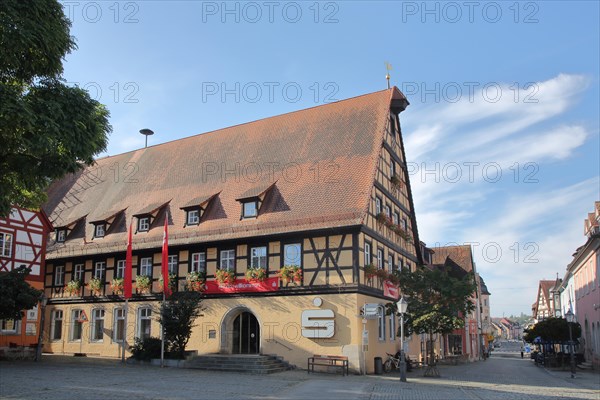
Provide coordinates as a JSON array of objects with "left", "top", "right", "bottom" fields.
[
  {"left": 401, "top": 218, "right": 407, "bottom": 230},
  {"left": 140, "top": 257, "right": 152, "bottom": 276},
  {"left": 91, "top": 309, "right": 105, "bottom": 341},
  {"left": 0, "top": 319, "right": 19, "bottom": 334},
  {"left": 0, "top": 232, "right": 13, "bottom": 257},
  {"left": 406, "top": 262, "right": 411, "bottom": 272},
  {"left": 364, "top": 243, "right": 371, "bottom": 265},
  {"left": 137, "top": 307, "right": 152, "bottom": 340},
  {"left": 251, "top": 247, "right": 267, "bottom": 269},
  {"left": 388, "top": 254, "right": 394, "bottom": 273},
  {"left": 138, "top": 217, "right": 150, "bottom": 232},
  {"left": 70, "top": 309, "right": 83, "bottom": 341},
  {"left": 51, "top": 310, "right": 63, "bottom": 340},
  {"left": 220, "top": 249, "right": 235, "bottom": 271},
  {"left": 389, "top": 313, "right": 396, "bottom": 340},
  {"left": 392, "top": 212, "right": 399, "bottom": 226},
  {"left": 377, "top": 306, "right": 386, "bottom": 341},
  {"left": 385, "top": 205, "right": 391, "bottom": 217},
  {"left": 54, "top": 265, "right": 65, "bottom": 286},
  {"left": 283, "top": 243, "right": 301, "bottom": 267},
  {"left": 94, "top": 224, "right": 105, "bottom": 238},
  {"left": 186, "top": 209, "right": 200, "bottom": 225},
  {"left": 242, "top": 201, "right": 258, "bottom": 218},
  {"left": 191, "top": 252, "right": 206, "bottom": 273},
  {"left": 73, "top": 264, "right": 84, "bottom": 282},
  {"left": 375, "top": 198, "right": 381, "bottom": 215},
  {"left": 377, "top": 249, "right": 383, "bottom": 270},
  {"left": 113, "top": 308, "right": 125, "bottom": 342},
  {"left": 390, "top": 161, "right": 396, "bottom": 179},
  {"left": 115, "top": 260, "right": 125, "bottom": 279},
  {"left": 94, "top": 262, "right": 106, "bottom": 280},
  {"left": 56, "top": 229, "right": 66, "bottom": 243},
  {"left": 168, "top": 255, "right": 178, "bottom": 275},
  {"left": 398, "top": 257, "right": 404, "bottom": 270}
]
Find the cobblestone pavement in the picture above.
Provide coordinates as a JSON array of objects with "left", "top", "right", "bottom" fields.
[{"left": 0, "top": 354, "right": 598, "bottom": 400}]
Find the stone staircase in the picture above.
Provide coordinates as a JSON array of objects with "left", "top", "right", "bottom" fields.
[
  {"left": 185, "top": 354, "right": 292, "bottom": 374},
  {"left": 577, "top": 361, "right": 593, "bottom": 370}
]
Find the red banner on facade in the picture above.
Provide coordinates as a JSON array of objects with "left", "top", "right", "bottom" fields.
[
  {"left": 205, "top": 277, "right": 279, "bottom": 294},
  {"left": 383, "top": 280, "right": 400, "bottom": 299}
]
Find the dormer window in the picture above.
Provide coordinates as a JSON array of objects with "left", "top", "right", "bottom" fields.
[
  {"left": 242, "top": 201, "right": 258, "bottom": 219},
  {"left": 94, "top": 223, "right": 106, "bottom": 238},
  {"left": 186, "top": 209, "right": 200, "bottom": 225},
  {"left": 138, "top": 217, "right": 150, "bottom": 232},
  {"left": 56, "top": 229, "right": 67, "bottom": 243}
]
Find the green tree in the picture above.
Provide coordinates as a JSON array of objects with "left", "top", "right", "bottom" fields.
[
  {"left": 0, "top": 0, "right": 111, "bottom": 217},
  {"left": 159, "top": 290, "right": 204, "bottom": 359},
  {"left": 387, "top": 266, "right": 477, "bottom": 376},
  {"left": 0, "top": 266, "right": 42, "bottom": 320},
  {"left": 523, "top": 317, "right": 581, "bottom": 343}
]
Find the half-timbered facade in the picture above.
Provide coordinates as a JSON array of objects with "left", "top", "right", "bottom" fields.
[
  {"left": 0, "top": 206, "right": 52, "bottom": 348},
  {"left": 41, "top": 88, "right": 422, "bottom": 373}
]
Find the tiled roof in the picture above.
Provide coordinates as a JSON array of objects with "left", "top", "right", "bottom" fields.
[
  {"left": 479, "top": 276, "right": 491, "bottom": 295},
  {"left": 44, "top": 88, "right": 406, "bottom": 258},
  {"left": 431, "top": 245, "right": 475, "bottom": 274}
]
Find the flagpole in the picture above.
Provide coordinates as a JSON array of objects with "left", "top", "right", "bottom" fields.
[
  {"left": 161, "top": 291, "right": 165, "bottom": 368},
  {"left": 122, "top": 298, "right": 128, "bottom": 364}
]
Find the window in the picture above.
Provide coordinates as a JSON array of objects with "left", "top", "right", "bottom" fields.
[
  {"left": 91, "top": 309, "right": 105, "bottom": 341},
  {"left": 364, "top": 243, "right": 371, "bottom": 265},
  {"left": 187, "top": 210, "right": 200, "bottom": 225},
  {"left": 190, "top": 253, "right": 206, "bottom": 273},
  {"left": 54, "top": 265, "right": 65, "bottom": 286},
  {"left": 51, "top": 310, "right": 63, "bottom": 340},
  {"left": 94, "top": 262, "right": 106, "bottom": 280},
  {"left": 94, "top": 224, "right": 105, "bottom": 238},
  {"left": 389, "top": 313, "right": 396, "bottom": 340},
  {"left": 115, "top": 260, "right": 125, "bottom": 279},
  {"left": 385, "top": 205, "right": 391, "bottom": 217},
  {"left": 220, "top": 249, "right": 235, "bottom": 271},
  {"left": 73, "top": 264, "right": 84, "bottom": 282},
  {"left": 390, "top": 161, "right": 396, "bottom": 179},
  {"left": 283, "top": 243, "right": 301, "bottom": 267},
  {"left": 398, "top": 257, "right": 404, "bottom": 270},
  {"left": 140, "top": 257, "right": 152, "bottom": 276},
  {"left": 168, "top": 255, "right": 178, "bottom": 275},
  {"left": 56, "top": 229, "right": 66, "bottom": 243},
  {"left": 137, "top": 307, "right": 152, "bottom": 340},
  {"left": 0, "top": 232, "right": 13, "bottom": 257},
  {"left": 138, "top": 217, "right": 150, "bottom": 232},
  {"left": 392, "top": 212, "right": 399, "bottom": 226},
  {"left": 401, "top": 218, "right": 407, "bottom": 230},
  {"left": 377, "top": 249, "right": 384, "bottom": 269},
  {"left": 406, "top": 262, "right": 411, "bottom": 272},
  {"left": 251, "top": 246, "right": 267, "bottom": 269},
  {"left": 70, "top": 309, "right": 83, "bottom": 341},
  {"left": 378, "top": 306, "right": 386, "bottom": 341},
  {"left": 375, "top": 197, "right": 382, "bottom": 215},
  {"left": 388, "top": 255, "right": 394, "bottom": 273},
  {"left": 242, "top": 201, "right": 258, "bottom": 218},
  {"left": 114, "top": 308, "right": 125, "bottom": 342},
  {"left": 1, "top": 319, "right": 19, "bottom": 334}
]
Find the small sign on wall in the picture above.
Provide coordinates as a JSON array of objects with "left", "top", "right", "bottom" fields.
[
  {"left": 25, "top": 322, "right": 36, "bottom": 336},
  {"left": 26, "top": 305, "right": 38, "bottom": 320}
]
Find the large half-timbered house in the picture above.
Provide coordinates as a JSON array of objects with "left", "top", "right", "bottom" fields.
[{"left": 41, "top": 87, "right": 422, "bottom": 372}]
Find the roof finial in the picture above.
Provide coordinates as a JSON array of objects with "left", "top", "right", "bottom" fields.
[
  {"left": 385, "top": 62, "right": 392, "bottom": 89},
  {"left": 139, "top": 129, "right": 154, "bottom": 148}
]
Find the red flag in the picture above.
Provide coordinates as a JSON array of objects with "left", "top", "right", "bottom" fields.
[
  {"left": 124, "top": 222, "right": 133, "bottom": 299},
  {"left": 162, "top": 218, "right": 171, "bottom": 297}
]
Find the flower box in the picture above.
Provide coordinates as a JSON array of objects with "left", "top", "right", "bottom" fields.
[
  {"left": 245, "top": 267, "right": 267, "bottom": 282},
  {"left": 65, "top": 280, "right": 81, "bottom": 296},
  {"left": 215, "top": 269, "right": 236, "bottom": 285},
  {"left": 111, "top": 278, "right": 124, "bottom": 295},
  {"left": 135, "top": 275, "right": 151, "bottom": 293}
]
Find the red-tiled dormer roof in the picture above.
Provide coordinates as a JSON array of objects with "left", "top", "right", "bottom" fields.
[
  {"left": 44, "top": 87, "right": 407, "bottom": 258},
  {"left": 431, "top": 245, "right": 475, "bottom": 274}
]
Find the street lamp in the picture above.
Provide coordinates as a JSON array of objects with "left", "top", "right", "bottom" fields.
[
  {"left": 35, "top": 294, "right": 48, "bottom": 362},
  {"left": 564, "top": 310, "right": 576, "bottom": 379},
  {"left": 397, "top": 297, "right": 408, "bottom": 383}
]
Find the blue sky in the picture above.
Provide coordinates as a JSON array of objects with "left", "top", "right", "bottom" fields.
[{"left": 60, "top": 1, "right": 599, "bottom": 317}]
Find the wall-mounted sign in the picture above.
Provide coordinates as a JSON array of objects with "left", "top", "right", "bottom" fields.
[
  {"left": 301, "top": 309, "right": 335, "bottom": 338},
  {"left": 362, "top": 303, "right": 379, "bottom": 319},
  {"left": 205, "top": 277, "right": 279, "bottom": 294},
  {"left": 383, "top": 281, "right": 400, "bottom": 299}
]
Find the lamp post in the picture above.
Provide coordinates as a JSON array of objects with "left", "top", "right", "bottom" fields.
[
  {"left": 35, "top": 294, "right": 48, "bottom": 362},
  {"left": 564, "top": 310, "right": 576, "bottom": 379},
  {"left": 397, "top": 297, "right": 408, "bottom": 383}
]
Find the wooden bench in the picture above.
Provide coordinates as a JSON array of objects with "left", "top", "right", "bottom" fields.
[{"left": 307, "top": 355, "right": 349, "bottom": 376}]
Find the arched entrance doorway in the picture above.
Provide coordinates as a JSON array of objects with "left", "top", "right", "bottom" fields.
[{"left": 232, "top": 312, "right": 260, "bottom": 354}]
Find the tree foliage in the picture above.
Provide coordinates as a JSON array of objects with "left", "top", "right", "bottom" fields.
[
  {"left": 0, "top": 266, "right": 42, "bottom": 320},
  {"left": 0, "top": 0, "right": 112, "bottom": 216},
  {"left": 159, "top": 291, "right": 204, "bottom": 359},
  {"left": 387, "top": 266, "right": 478, "bottom": 337},
  {"left": 523, "top": 317, "right": 581, "bottom": 343}
]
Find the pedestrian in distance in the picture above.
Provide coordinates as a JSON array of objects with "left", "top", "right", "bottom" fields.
[{"left": 520, "top": 345, "right": 524, "bottom": 359}]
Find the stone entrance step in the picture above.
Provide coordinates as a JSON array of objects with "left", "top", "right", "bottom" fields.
[{"left": 185, "top": 354, "right": 291, "bottom": 374}]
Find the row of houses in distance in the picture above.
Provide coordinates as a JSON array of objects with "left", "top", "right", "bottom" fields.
[
  {"left": 1, "top": 87, "right": 491, "bottom": 370},
  {"left": 531, "top": 202, "right": 600, "bottom": 370}
]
